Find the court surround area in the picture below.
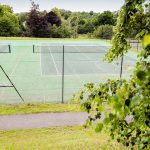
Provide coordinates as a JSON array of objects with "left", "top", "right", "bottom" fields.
[{"left": 0, "top": 40, "right": 138, "bottom": 104}]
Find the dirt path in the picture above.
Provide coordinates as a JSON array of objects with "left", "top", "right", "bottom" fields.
[{"left": 0, "top": 112, "right": 89, "bottom": 130}]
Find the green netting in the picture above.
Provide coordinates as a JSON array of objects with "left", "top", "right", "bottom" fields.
[
  {"left": 0, "top": 40, "right": 138, "bottom": 104},
  {"left": 33, "top": 44, "right": 111, "bottom": 53},
  {"left": 0, "top": 44, "right": 10, "bottom": 53}
]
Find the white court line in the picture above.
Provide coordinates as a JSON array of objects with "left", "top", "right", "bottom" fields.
[
  {"left": 10, "top": 55, "right": 23, "bottom": 76},
  {"left": 49, "top": 47, "right": 59, "bottom": 75}
]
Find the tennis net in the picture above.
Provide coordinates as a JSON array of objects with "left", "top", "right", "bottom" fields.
[
  {"left": 0, "top": 44, "right": 11, "bottom": 53},
  {"left": 33, "top": 45, "right": 111, "bottom": 53}
]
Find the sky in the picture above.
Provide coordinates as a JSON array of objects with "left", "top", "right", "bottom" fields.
[{"left": 0, "top": 0, "right": 124, "bottom": 13}]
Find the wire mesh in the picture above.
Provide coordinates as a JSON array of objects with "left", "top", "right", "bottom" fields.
[
  {"left": 33, "top": 44, "right": 111, "bottom": 53},
  {"left": 0, "top": 44, "right": 137, "bottom": 104},
  {"left": 128, "top": 40, "right": 143, "bottom": 51},
  {"left": 0, "top": 44, "right": 11, "bottom": 53}
]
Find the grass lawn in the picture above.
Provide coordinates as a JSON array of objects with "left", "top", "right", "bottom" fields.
[
  {"left": 0, "top": 36, "right": 100, "bottom": 40},
  {"left": 0, "top": 103, "right": 81, "bottom": 115},
  {"left": 0, "top": 126, "right": 128, "bottom": 150}
]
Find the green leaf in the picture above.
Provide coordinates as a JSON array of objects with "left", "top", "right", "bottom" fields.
[
  {"left": 109, "top": 113, "right": 115, "bottom": 120},
  {"left": 136, "top": 71, "right": 146, "bottom": 80},
  {"left": 114, "top": 103, "right": 122, "bottom": 111},
  {"left": 142, "top": 34, "right": 150, "bottom": 48},
  {"left": 125, "top": 99, "right": 130, "bottom": 107},
  {"left": 131, "top": 96, "right": 140, "bottom": 106},
  {"left": 95, "top": 123, "right": 103, "bottom": 133},
  {"left": 103, "top": 117, "right": 110, "bottom": 125}
]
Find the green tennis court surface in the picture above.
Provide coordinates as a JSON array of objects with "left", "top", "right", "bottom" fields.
[{"left": 0, "top": 40, "right": 138, "bottom": 104}]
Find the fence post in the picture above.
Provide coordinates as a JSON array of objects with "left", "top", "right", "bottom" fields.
[
  {"left": 33, "top": 44, "right": 35, "bottom": 53},
  {"left": 8, "top": 44, "right": 11, "bottom": 53},
  {"left": 62, "top": 45, "right": 65, "bottom": 103},
  {"left": 120, "top": 55, "right": 124, "bottom": 78}
]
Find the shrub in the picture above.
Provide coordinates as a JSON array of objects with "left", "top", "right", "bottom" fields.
[
  {"left": 93, "top": 25, "right": 113, "bottom": 39},
  {"left": 50, "top": 24, "right": 72, "bottom": 38}
]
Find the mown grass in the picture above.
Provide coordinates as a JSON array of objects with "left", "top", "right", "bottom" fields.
[
  {"left": 0, "top": 126, "right": 128, "bottom": 150},
  {"left": 0, "top": 103, "right": 81, "bottom": 115},
  {"left": 0, "top": 36, "right": 100, "bottom": 40}
]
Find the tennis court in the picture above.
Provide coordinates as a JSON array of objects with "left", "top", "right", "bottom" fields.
[{"left": 0, "top": 40, "right": 138, "bottom": 104}]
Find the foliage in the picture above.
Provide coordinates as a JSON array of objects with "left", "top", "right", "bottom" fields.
[
  {"left": 17, "top": 12, "right": 28, "bottom": 36},
  {"left": 46, "top": 11, "right": 61, "bottom": 26},
  {"left": 1, "top": 3, "right": 119, "bottom": 38},
  {"left": 0, "top": 4, "right": 12, "bottom": 13},
  {"left": 60, "top": 9, "right": 72, "bottom": 20},
  {"left": 13, "top": 5, "right": 118, "bottom": 38},
  {"left": 72, "top": 46, "right": 150, "bottom": 149},
  {"left": 72, "top": 0, "right": 150, "bottom": 149},
  {"left": 51, "top": 7, "right": 61, "bottom": 18},
  {"left": 94, "top": 11, "right": 115, "bottom": 26},
  {"left": 26, "top": 1, "right": 61, "bottom": 37},
  {"left": 50, "top": 23, "right": 72, "bottom": 38},
  {"left": 93, "top": 25, "right": 113, "bottom": 39},
  {"left": 26, "top": 2, "right": 50, "bottom": 37},
  {"left": 69, "top": 14, "right": 80, "bottom": 38},
  {"left": 0, "top": 5, "right": 20, "bottom": 36},
  {"left": 78, "top": 20, "right": 95, "bottom": 34},
  {"left": 105, "top": 0, "right": 149, "bottom": 62}
]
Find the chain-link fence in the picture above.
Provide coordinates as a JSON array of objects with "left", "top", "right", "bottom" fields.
[{"left": 0, "top": 44, "right": 137, "bottom": 104}]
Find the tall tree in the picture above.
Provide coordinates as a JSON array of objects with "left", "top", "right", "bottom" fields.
[
  {"left": 26, "top": 1, "right": 61, "bottom": 37},
  {"left": 69, "top": 14, "right": 79, "bottom": 38},
  {"left": 46, "top": 11, "right": 61, "bottom": 26},
  {"left": 0, "top": 5, "right": 20, "bottom": 36},
  {"left": 17, "top": 12, "right": 28, "bottom": 36},
  {"left": 94, "top": 11, "right": 115, "bottom": 26},
  {"left": 26, "top": 1, "right": 50, "bottom": 37}
]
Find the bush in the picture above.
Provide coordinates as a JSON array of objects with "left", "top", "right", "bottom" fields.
[
  {"left": 78, "top": 21, "right": 95, "bottom": 34},
  {"left": 93, "top": 25, "right": 113, "bottom": 39},
  {"left": 50, "top": 24, "right": 72, "bottom": 38}
]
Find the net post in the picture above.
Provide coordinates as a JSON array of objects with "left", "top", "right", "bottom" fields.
[
  {"left": 62, "top": 45, "right": 65, "bottom": 103},
  {"left": 33, "top": 44, "right": 35, "bottom": 53},
  {"left": 120, "top": 55, "right": 124, "bottom": 78},
  {"left": 8, "top": 44, "right": 11, "bottom": 53},
  {"left": 0, "top": 65, "right": 24, "bottom": 102}
]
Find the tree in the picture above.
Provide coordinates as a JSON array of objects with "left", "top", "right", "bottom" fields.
[
  {"left": 51, "top": 7, "right": 61, "bottom": 18},
  {"left": 50, "top": 23, "right": 72, "bottom": 38},
  {"left": 69, "top": 14, "right": 80, "bottom": 38},
  {"left": 26, "top": 2, "right": 50, "bottom": 37},
  {"left": 93, "top": 25, "right": 113, "bottom": 39},
  {"left": 0, "top": 5, "right": 20, "bottom": 36},
  {"left": 78, "top": 20, "right": 95, "bottom": 34},
  {"left": 17, "top": 12, "right": 28, "bottom": 36},
  {"left": 72, "top": 0, "right": 150, "bottom": 149},
  {"left": 26, "top": 1, "right": 61, "bottom": 37},
  {"left": 89, "top": 11, "right": 94, "bottom": 16},
  {"left": 94, "top": 11, "right": 115, "bottom": 26},
  {"left": 60, "top": 9, "right": 72, "bottom": 20},
  {"left": 46, "top": 11, "right": 61, "bottom": 26}
]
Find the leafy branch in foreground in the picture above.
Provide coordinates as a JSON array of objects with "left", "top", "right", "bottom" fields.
[
  {"left": 104, "top": 0, "right": 148, "bottom": 62},
  {"left": 72, "top": 44, "right": 150, "bottom": 149},
  {"left": 71, "top": 0, "right": 150, "bottom": 149}
]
